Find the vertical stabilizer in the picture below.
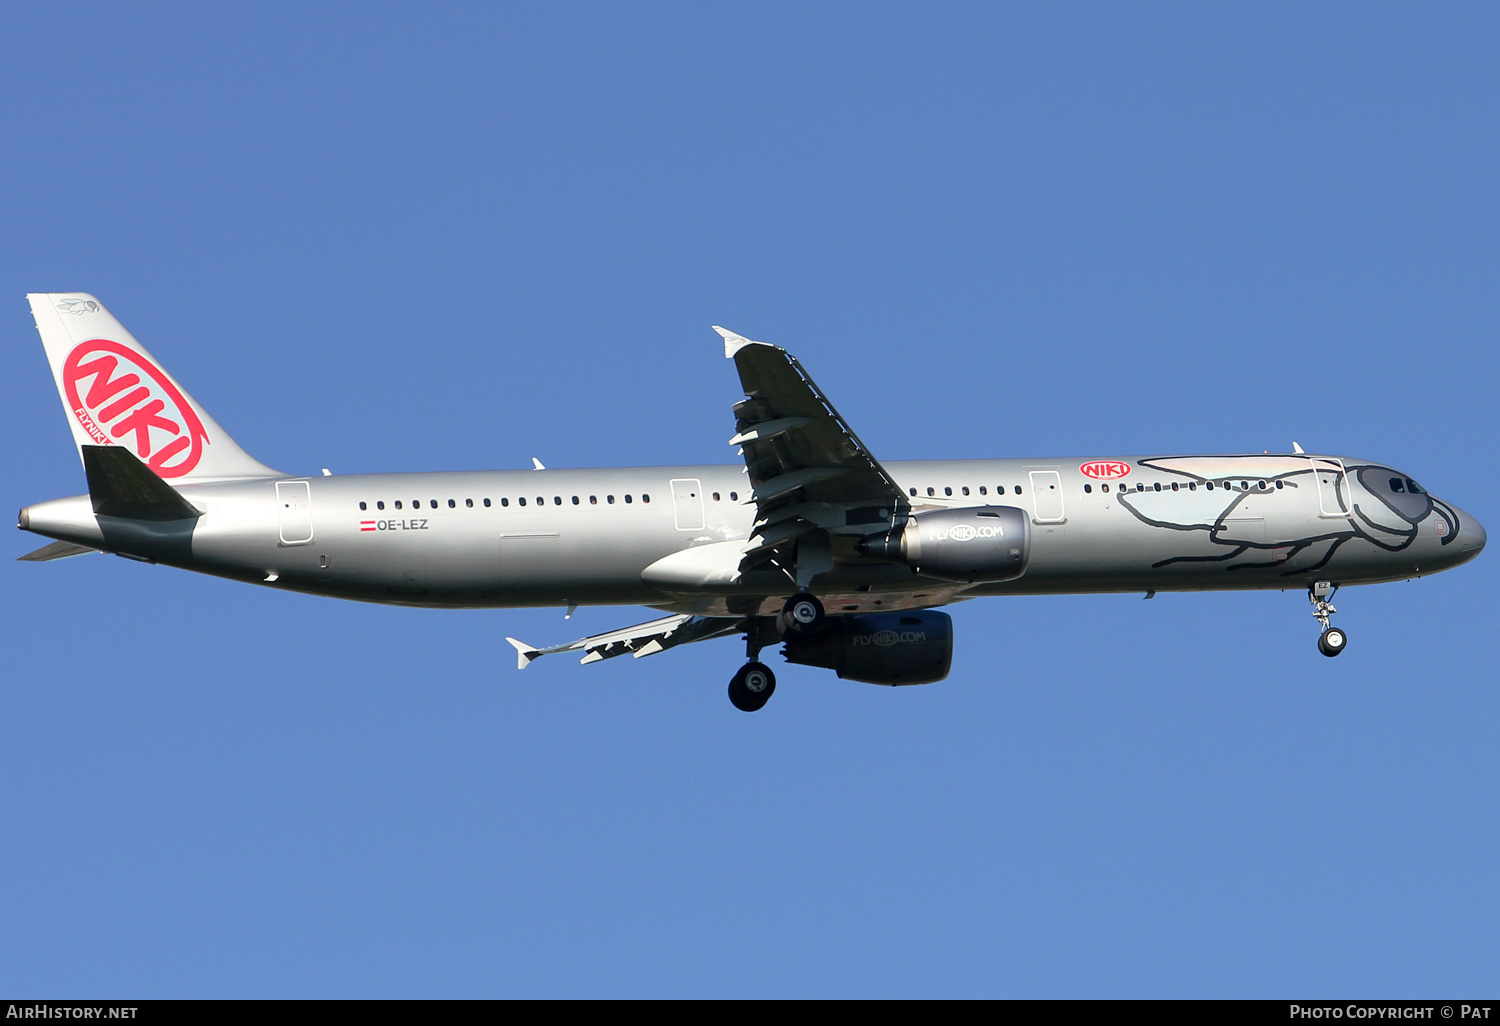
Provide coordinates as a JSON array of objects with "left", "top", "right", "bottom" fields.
[{"left": 28, "top": 293, "right": 281, "bottom": 481}]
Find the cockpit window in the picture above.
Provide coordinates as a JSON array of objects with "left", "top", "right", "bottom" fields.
[
  {"left": 1406, "top": 478, "right": 1427, "bottom": 494},
  {"left": 1389, "top": 477, "right": 1406, "bottom": 493}
]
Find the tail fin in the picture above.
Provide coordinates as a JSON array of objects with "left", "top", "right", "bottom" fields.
[{"left": 28, "top": 292, "right": 281, "bottom": 481}]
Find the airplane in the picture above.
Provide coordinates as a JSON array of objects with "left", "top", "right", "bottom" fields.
[{"left": 17, "top": 293, "right": 1487, "bottom": 711}]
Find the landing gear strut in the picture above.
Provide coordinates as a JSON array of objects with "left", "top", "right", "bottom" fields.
[
  {"left": 779, "top": 592, "right": 825, "bottom": 637},
  {"left": 1309, "top": 581, "right": 1347, "bottom": 658}
]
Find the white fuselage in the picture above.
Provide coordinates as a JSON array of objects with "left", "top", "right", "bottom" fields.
[{"left": 19, "top": 454, "right": 1486, "bottom": 617}]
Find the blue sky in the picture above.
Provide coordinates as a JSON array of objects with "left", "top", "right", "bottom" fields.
[{"left": 2, "top": 3, "right": 1497, "bottom": 997}]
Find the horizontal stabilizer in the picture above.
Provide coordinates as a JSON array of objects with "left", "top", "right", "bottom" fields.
[
  {"left": 16, "top": 539, "right": 99, "bottom": 562},
  {"left": 82, "top": 445, "right": 202, "bottom": 521}
]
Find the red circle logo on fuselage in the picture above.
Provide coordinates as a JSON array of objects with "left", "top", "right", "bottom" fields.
[{"left": 1080, "top": 460, "right": 1131, "bottom": 480}]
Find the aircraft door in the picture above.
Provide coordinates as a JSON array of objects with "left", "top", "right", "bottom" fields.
[
  {"left": 670, "top": 478, "right": 705, "bottom": 531},
  {"left": 276, "top": 480, "right": 313, "bottom": 545},
  {"left": 1310, "top": 458, "right": 1351, "bottom": 518},
  {"left": 1028, "top": 471, "right": 1065, "bottom": 523}
]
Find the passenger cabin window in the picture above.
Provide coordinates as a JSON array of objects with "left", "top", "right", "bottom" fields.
[
  {"left": 448, "top": 499, "right": 456, "bottom": 508},
  {"left": 572, "top": 496, "right": 579, "bottom": 505},
  {"left": 1084, "top": 484, "right": 1092, "bottom": 494},
  {"left": 485, "top": 498, "right": 492, "bottom": 507},
  {"left": 466, "top": 498, "right": 473, "bottom": 507},
  {"left": 1014, "top": 485, "right": 1022, "bottom": 495},
  {"left": 625, "top": 495, "right": 633, "bottom": 504},
  {"left": 1101, "top": 483, "right": 1110, "bottom": 493},
  {"left": 712, "top": 492, "right": 720, "bottom": 501},
  {"left": 927, "top": 487, "right": 935, "bottom": 496},
  {"left": 536, "top": 497, "right": 544, "bottom": 506},
  {"left": 961, "top": 486, "right": 970, "bottom": 496},
  {"left": 729, "top": 492, "right": 738, "bottom": 501},
  {"left": 979, "top": 486, "right": 987, "bottom": 495},
  {"left": 359, "top": 502, "right": 367, "bottom": 510},
  {"left": 519, "top": 497, "right": 527, "bottom": 506},
  {"left": 395, "top": 501, "right": 403, "bottom": 509},
  {"left": 554, "top": 496, "right": 561, "bottom": 505},
  {"left": 590, "top": 495, "right": 598, "bottom": 504},
  {"left": 909, "top": 488, "right": 917, "bottom": 497},
  {"left": 944, "top": 487, "right": 952, "bottom": 496},
  {"left": 377, "top": 501, "right": 385, "bottom": 510},
  {"left": 1154, "top": 482, "right": 1161, "bottom": 492},
  {"left": 642, "top": 494, "right": 650, "bottom": 503},
  {"left": 607, "top": 495, "right": 615, "bottom": 504}
]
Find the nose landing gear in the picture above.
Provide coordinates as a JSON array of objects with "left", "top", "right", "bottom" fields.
[{"left": 1309, "top": 581, "right": 1346, "bottom": 658}]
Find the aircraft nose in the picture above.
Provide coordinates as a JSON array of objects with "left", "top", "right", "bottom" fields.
[{"left": 1460, "top": 513, "right": 1486, "bottom": 557}]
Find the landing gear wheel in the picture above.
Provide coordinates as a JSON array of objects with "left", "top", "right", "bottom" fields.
[
  {"left": 1318, "top": 627, "right": 1348, "bottom": 658},
  {"left": 779, "top": 593, "right": 825, "bottom": 637},
  {"left": 728, "top": 661, "right": 776, "bottom": 712}
]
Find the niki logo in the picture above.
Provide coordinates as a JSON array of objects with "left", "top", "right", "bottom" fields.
[
  {"left": 61, "top": 339, "right": 209, "bottom": 478},
  {"left": 1080, "top": 460, "right": 1131, "bottom": 480},
  {"left": 56, "top": 298, "right": 99, "bottom": 315},
  {"left": 855, "top": 629, "right": 928, "bottom": 647}
]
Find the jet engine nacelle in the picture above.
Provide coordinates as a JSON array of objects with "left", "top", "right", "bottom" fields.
[
  {"left": 782, "top": 610, "right": 953, "bottom": 686},
  {"left": 857, "top": 505, "right": 1030, "bottom": 583}
]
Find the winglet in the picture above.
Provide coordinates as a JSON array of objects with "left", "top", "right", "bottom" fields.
[
  {"left": 712, "top": 325, "right": 765, "bottom": 359},
  {"left": 506, "top": 637, "right": 538, "bottom": 670},
  {"left": 1292, "top": 442, "right": 1306, "bottom": 454}
]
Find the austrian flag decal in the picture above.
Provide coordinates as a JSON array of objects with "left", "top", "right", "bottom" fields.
[{"left": 61, "top": 339, "right": 210, "bottom": 478}]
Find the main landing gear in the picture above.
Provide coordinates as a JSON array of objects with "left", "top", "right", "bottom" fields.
[
  {"left": 1309, "top": 581, "right": 1347, "bottom": 658},
  {"left": 728, "top": 661, "right": 776, "bottom": 712},
  {"left": 727, "top": 594, "right": 826, "bottom": 711},
  {"left": 778, "top": 592, "right": 825, "bottom": 637}
]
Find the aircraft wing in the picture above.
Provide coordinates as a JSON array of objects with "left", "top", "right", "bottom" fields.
[
  {"left": 507, "top": 613, "right": 745, "bottom": 669},
  {"left": 714, "top": 327, "right": 908, "bottom": 578}
]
